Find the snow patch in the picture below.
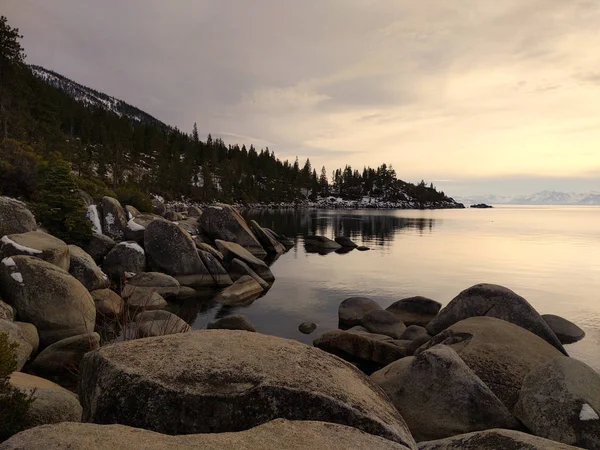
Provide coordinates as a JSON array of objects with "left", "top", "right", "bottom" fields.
[
  {"left": 105, "top": 212, "right": 115, "bottom": 226},
  {"left": 86, "top": 205, "right": 102, "bottom": 234},
  {"left": 208, "top": 206, "right": 223, "bottom": 210},
  {"left": 10, "top": 272, "right": 23, "bottom": 283},
  {"left": 1, "top": 257, "right": 16, "bottom": 267},
  {"left": 1, "top": 236, "right": 42, "bottom": 255},
  {"left": 119, "top": 241, "right": 145, "bottom": 255},
  {"left": 580, "top": 403, "right": 599, "bottom": 421},
  {"left": 127, "top": 218, "right": 145, "bottom": 231}
]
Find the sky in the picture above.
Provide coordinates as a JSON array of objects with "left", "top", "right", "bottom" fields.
[{"left": 5, "top": 0, "right": 600, "bottom": 196}]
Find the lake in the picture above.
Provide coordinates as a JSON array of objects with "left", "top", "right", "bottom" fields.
[{"left": 173, "top": 206, "right": 600, "bottom": 372}]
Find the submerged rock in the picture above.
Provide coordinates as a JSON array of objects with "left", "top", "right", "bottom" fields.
[
  {"left": 0, "top": 231, "right": 69, "bottom": 271},
  {"left": 304, "top": 235, "right": 341, "bottom": 249},
  {"left": 339, "top": 297, "right": 382, "bottom": 327},
  {"left": 542, "top": 314, "right": 586, "bottom": 344},
  {"left": 335, "top": 236, "right": 358, "bottom": 248},
  {"left": 386, "top": 297, "right": 442, "bottom": 327},
  {"left": 299, "top": 322, "right": 317, "bottom": 334},
  {"left": 207, "top": 314, "right": 256, "bottom": 332},
  {"left": 215, "top": 275, "right": 263, "bottom": 306}
]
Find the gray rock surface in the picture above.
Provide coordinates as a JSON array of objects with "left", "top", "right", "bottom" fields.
[
  {"left": 339, "top": 297, "right": 382, "bottom": 327},
  {"left": 418, "top": 317, "right": 564, "bottom": 410},
  {"left": 84, "top": 233, "right": 115, "bottom": 264},
  {"left": 229, "top": 258, "right": 269, "bottom": 289},
  {"left": 215, "top": 275, "right": 264, "bottom": 306},
  {"left": 399, "top": 325, "right": 430, "bottom": 341},
  {"left": 0, "top": 231, "right": 69, "bottom": 271},
  {"left": 215, "top": 239, "right": 274, "bottom": 281},
  {"left": 195, "top": 241, "right": 224, "bottom": 260},
  {"left": 126, "top": 290, "right": 168, "bottom": 311},
  {"left": 124, "top": 205, "right": 141, "bottom": 219},
  {"left": 361, "top": 309, "right": 407, "bottom": 339},
  {"left": 0, "top": 256, "right": 96, "bottom": 347},
  {"left": 371, "top": 345, "right": 519, "bottom": 441},
  {"left": 187, "top": 205, "right": 203, "bottom": 217},
  {"left": 90, "top": 289, "right": 124, "bottom": 318},
  {"left": 198, "top": 250, "right": 232, "bottom": 287},
  {"left": 299, "top": 322, "right": 317, "bottom": 334},
  {"left": 207, "top": 314, "right": 256, "bottom": 332},
  {"left": 130, "top": 310, "right": 190, "bottom": 338},
  {"left": 542, "top": 314, "right": 586, "bottom": 344},
  {"left": 0, "top": 299, "right": 14, "bottom": 321},
  {"left": 1, "top": 419, "right": 412, "bottom": 450},
  {"left": 78, "top": 330, "right": 416, "bottom": 447},
  {"left": 31, "top": 332, "right": 100, "bottom": 379},
  {"left": 151, "top": 198, "right": 166, "bottom": 216},
  {"left": 15, "top": 321, "right": 39, "bottom": 354},
  {"left": 100, "top": 196, "right": 128, "bottom": 241},
  {"left": 514, "top": 357, "right": 600, "bottom": 449},
  {"left": 386, "top": 297, "right": 442, "bottom": 327},
  {"left": 0, "top": 196, "right": 37, "bottom": 237},
  {"left": 102, "top": 241, "right": 146, "bottom": 281},
  {"left": 68, "top": 245, "right": 109, "bottom": 291},
  {"left": 123, "top": 213, "right": 165, "bottom": 243},
  {"left": 249, "top": 220, "right": 286, "bottom": 254},
  {"left": 0, "top": 318, "right": 33, "bottom": 370},
  {"left": 121, "top": 272, "right": 180, "bottom": 299},
  {"left": 426, "top": 284, "right": 566, "bottom": 354}
]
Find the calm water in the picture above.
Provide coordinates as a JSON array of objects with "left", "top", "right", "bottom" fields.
[{"left": 172, "top": 206, "right": 600, "bottom": 372}]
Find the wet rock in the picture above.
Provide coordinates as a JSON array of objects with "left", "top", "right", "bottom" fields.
[
  {"left": 542, "top": 314, "right": 586, "bottom": 345},
  {"left": 215, "top": 239, "right": 274, "bottom": 282},
  {"left": 361, "top": 309, "right": 407, "bottom": 339},
  {"left": 339, "top": 297, "right": 382, "bottom": 327},
  {"left": 299, "top": 322, "right": 317, "bottom": 334},
  {"left": 84, "top": 233, "right": 115, "bottom": 264},
  {"left": 0, "top": 231, "right": 69, "bottom": 271},
  {"left": 249, "top": 220, "right": 286, "bottom": 254},
  {"left": 208, "top": 314, "right": 256, "bottom": 332},
  {"left": 304, "top": 235, "right": 341, "bottom": 249},
  {"left": 91, "top": 289, "right": 124, "bottom": 318},
  {"left": 335, "top": 236, "right": 358, "bottom": 248},
  {"left": 0, "top": 318, "right": 33, "bottom": 370},
  {"left": 371, "top": 345, "right": 519, "bottom": 441},
  {"left": 387, "top": 296, "right": 442, "bottom": 327},
  {"left": 121, "top": 272, "right": 180, "bottom": 299},
  {"left": 426, "top": 284, "right": 566, "bottom": 354},
  {"left": 0, "top": 196, "right": 37, "bottom": 237},
  {"left": 78, "top": 330, "right": 416, "bottom": 447},
  {"left": 215, "top": 275, "right": 263, "bottom": 306},
  {"left": 514, "top": 357, "right": 600, "bottom": 449},
  {"left": 102, "top": 241, "right": 146, "bottom": 282},
  {"left": 131, "top": 310, "right": 190, "bottom": 338},
  {"left": 31, "top": 332, "right": 100, "bottom": 380},
  {"left": 68, "top": 245, "right": 109, "bottom": 291},
  {"left": 100, "top": 196, "right": 128, "bottom": 241},
  {"left": 228, "top": 258, "right": 269, "bottom": 289}
]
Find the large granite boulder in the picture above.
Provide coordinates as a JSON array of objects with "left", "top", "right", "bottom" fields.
[
  {"left": 90, "top": 289, "right": 124, "bottom": 318},
  {"left": 207, "top": 314, "right": 256, "bottom": 332},
  {"left": 176, "top": 217, "right": 200, "bottom": 236},
  {"left": 304, "top": 235, "right": 341, "bottom": 249},
  {"left": 339, "top": 297, "right": 382, "bottom": 327},
  {"left": 426, "top": 284, "right": 566, "bottom": 354},
  {"left": 335, "top": 236, "right": 358, "bottom": 248},
  {"left": 387, "top": 297, "right": 442, "bottom": 327},
  {"left": 130, "top": 310, "right": 190, "bottom": 338},
  {"left": 187, "top": 205, "right": 203, "bottom": 217},
  {"left": 68, "top": 245, "right": 109, "bottom": 292},
  {"left": 102, "top": 242, "right": 146, "bottom": 281},
  {"left": 514, "top": 357, "right": 600, "bottom": 449},
  {"left": 15, "top": 321, "right": 39, "bottom": 354},
  {"left": 249, "top": 220, "right": 285, "bottom": 254},
  {"left": 0, "top": 256, "right": 96, "bottom": 347},
  {"left": 1, "top": 419, "right": 412, "bottom": 450},
  {"left": 78, "top": 330, "right": 416, "bottom": 447},
  {"left": 123, "top": 214, "right": 163, "bottom": 243},
  {"left": 84, "top": 233, "right": 115, "bottom": 264},
  {"left": 198, "top": 250, "right": 232, "bottom": 287},
  {"left": 121, "top": 272, "right": 180, "bottom": 299},
  {"left": 228, "top": 258, "right": 269, "bottom": 289},
  {"left": 361, "top": 309, "right": 407, "bottom": 339},
  {"left": 200, "top": 205, "right": 267, "bottom": 258},
  {"left": 215, "top": 276, "right": 264, "bottom": 306},
  {"left": 126, "top": 290, "right": 168, "bottom": 311},
  {"left": 399, "top": 325, "right": 430, "bottom": 341},
  {"left": 417, "top": 317, "right": 565, "bottom": 410},
  {"left": 195, "top": 241, "right": 224, "bottom": 261},
  {"left": 124, "top": 205, "right": 141, "bottom": 219},
  {"left": 542, "top": 314, "right": 586, "bottom": 345},
  {"left": 0, "top": 299, "right": 14, "bottom": 321},
  {"left": 151, "top": 198, "right": 166, "bottom": 216},
  {"left": 100, "top": 196, "right": 128, "bottom": 241},
  {"left": 0, "top": 197, "right": 37, "bottom": 237},
  {"left": 9, "top": 372, "right": 82, "bottom": 430},
  {"left": 215, "top": 240, "right": 274, "bottom": 281},
  {"left": 0, "top": 318, "right": 33, "bottom": 370},
  {"left": 0, "top": 231, "right": 69, "bottom": 271},
  {"left": 418, "top": 429, "right": 581, "bottom": 450},
  {"left": 371, "top": 345, "right": 519, "bottom": 441}
]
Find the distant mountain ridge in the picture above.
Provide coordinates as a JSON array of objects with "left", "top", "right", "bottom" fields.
[
  {"left": 457, "top": 190, "right": 600, "bottom": 205},
  {"left": 30, "top": 65, "right": 166, "bottom": 128}
]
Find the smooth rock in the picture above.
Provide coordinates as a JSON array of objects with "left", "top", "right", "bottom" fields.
[
  {"left": 0, "top": 231, "right": 69, "bottom": 271},
  {"left": 79, "top": 330, "right": 416, "bottom": 447},
  {"left": 335, "top": 236, "right": 358, "bottom": 248},
  {"left": 228, "top": 258, "right": 269, "bottom": 289},
  {"left": 371, "top": 345, "right": 519, "bottom": 441},
  {"left": 249, "top": 220, "right": 285, "bottom": 254},
  {"left": 68, "top": 245, "right": 109, "bottom": 291},
  {"left": 0, "top": 318, "right": 33, "bottom": 370},
  {"left": 1, "top": 419, "right": 412, "bottom": 450},
  {"left": 177, "top": 217, "right": 200, "bottom": 236},
  {"left": 126, "top": 291, "right": 168, "bottom": 311},
  {"left": 200, "top": 204, "right": 267, "bottom": 258},
  {"left": 361, "top": 309, "right": 407, "bottom": 339},
  {"left": 542, "top": 314, "right": 586, "bottom": 345},
  {"left": 0, "top": 196, "right": 37, "bottom": 237},
  {"left": 0, "top": 256, "right": 96, "bottom": 347},
  {"left": 339, "top": 297, "right": 382, "bottom": 327},
  {"left": 102, "top": 241, "right": 146, "bottom": 282},
  {"left": 198, "top": 250, "right": 233, "bottom": 287},
  {"left": 84, "top": 233, "right": 115, "bottom": 264},
  {"left": 514, "top": 357, "right": 600, "bottom": 449},
  {"left": 131, "top": 310, "right": 190, "bottom": 338},
  {"left": 417, "top": 316, "right": 565, "bottom": 410},
  {"left": 215, "top": 240, "right": 274, "bottom": 281},
  {"left": 399, "top": 325, "right": 430, "bottom": 341},
  {"left": 15, "top": 321, "right": 39, "bottom": 354},
  {"left": 215, "top": 275, "right": 263, "bottom": 306},
  {"left": 426, "top": 284, "right": 566, "bottom": 354},
  {"left": 121, "top": 272, "right": 180, "bottom": 299},
  {"left": 304, "top": 235, "right": 341, "bottom": 249},
  {"left": 175, "top": 286, "right": 198, "bottom": 300},
  {"left": 123, "top": 213, "right": 164, "bottom": 243},
  {"left": 90, "top": 289, "right": 124, "bottom": 318},
  {"left": 31, "top": 333, "right": 100, "bottom": 380},
  {"left": 418, "top": 429, "right": 581, "bottom": 450},
  {"left": 387, "top": 297, "right": 442, "bottom": 327},
  {"left": 0, "top": 299, "right": 14, "bottom": 321},
  {"left": 124, "top": 205, "right": 141, "bottom": 219},
  {"left": 299, "top": 322, "right": 317, "bottom": 334},
  {"left": 195, "top": 240, "right": 224, "bottom": 261},
  {"left": 100, "top": 196, "right": 128, "bottom": 241},
  {"left": 207, "top": 314, "right": 256, "bottom": 332},
  {"left": 357, "top": 246, "right": 370, "bottom": 251},
  {"left": 187, "top": 206, "right": 203, "bottom": 217}
]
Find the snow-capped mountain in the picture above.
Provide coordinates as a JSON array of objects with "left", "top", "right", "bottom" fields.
[
  {"left": 457, "top": 190, "right": 600, "bottom": 205},
  {"left": 30, "top": 65, "right": 166, "bottom": 127}
]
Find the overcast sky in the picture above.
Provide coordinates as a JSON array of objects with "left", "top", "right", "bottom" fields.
[{"left": 5, "top": 0, "right": 600, "bottom": 196}]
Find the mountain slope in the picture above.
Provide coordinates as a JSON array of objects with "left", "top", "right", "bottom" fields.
[{"left": 457, "top": 190, "right": 600, "bottom": 205}]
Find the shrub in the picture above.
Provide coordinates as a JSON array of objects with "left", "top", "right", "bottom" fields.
[
  {"left": 0, "top": 139, "right": 41, "bottom": 199},
  {"left": 75, "top": 177, "right": 115, "bottom": 202},
  {"left": 115, "top": 185, "right": 152, "bottom": 212},
  {"left": 0, "top": 332, "right": 35, "bottom": 441}
]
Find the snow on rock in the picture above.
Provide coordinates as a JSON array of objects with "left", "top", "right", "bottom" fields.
[
  {"left": 208, "top": 205, "right": 223, "bottom": 210},
  {"left": 105, "top": 212, "right": 115, "bottom": 226},
  {"left": 1, "top": 257, "right": 16, "bottom": 267},
  {"left": 120, "top": 241, "right": 145, "bottom": 255},
  {"left": 1, "top": 235, "right": 43, "bottom": 255},
  {"left": 10, "top": 272, "right": 23, "bottom": 283},
  {"left": 580, "top": 403, "right": 600, "bottom": 421},
  {"left": 127, "top": 218, "right": 145, "bottom": 231},
  {"left": 86, "top": 204, "right": 102, "bottom": 234}
]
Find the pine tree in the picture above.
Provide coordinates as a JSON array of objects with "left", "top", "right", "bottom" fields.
[
  {"left": 0, "top": 16, "right": 26, "bottom": 138},
  {"left": 319, "top": 166, "right": 328, "bottom": 196}
]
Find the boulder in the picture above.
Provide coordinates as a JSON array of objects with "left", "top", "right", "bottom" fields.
[
  {"left": 100, "top": 196, "right": 128, "bottom": 241},
  {"left": 386, "top": 297, "right": 442, "bottom": 327},
  {"left": 124, "top": 205, "right": 141, "bottom": 219},
  {"left": 215, "top": 240, "right": 274, "bottom": 282},
  {"left": 198, "top": 250, "right": 233, "bottom": 287},
  {"left": 15, "top": 321, "right": 39, "bottom": 354},
  {"left": 207, "top": 314, "right": 256, "bottom": 332},
  {"left": 163, "top": 210, "right": 179, "bottom": 221},
  {"left": 195, "top": 240, "right": 224, "bottom": 261},
  {"left": 399, "top": 325, "right": 430, "bottom": 341},
  {"left": 339, "top": 297, "right": 382, "bottom": 327},
  {"left": 357, "top": 246, "right": 370, "bottom": 251},
  {"left": 299, "top": 322, "right": 317, "bottom": 334},
  {"left": 0, "top": 299, "right": 14, "bottom": 321},
  {"left": 102, "top": 242, "right": 146, "bottom": 282},
  {"left": 304, "top": 235, "right": 341, "bottom": 249},
  {"left": 514, "top": 357, "right": 600, "bottom": 449},
  {"left": 314, "top": 329, "right": 406, "bottom": 368},
  {"left": 542, "top": 314, "right": 586, "bottom": 344},
  {"left": 417, "top": 317, "right": 565, "bottom": 410},
  {"left": 418, "top": 429, "right": 581, "bottom": 450},
  {"left": 91, "top": 289, "right": 124, "bottom": 318},
  {"left": 68, "top": 245, "right": 109, "bottom": 291},
  {"left": 31, "top": 332, "right": 101, "bottom": 379},
  {"left": 78, "top": 330, "right": 416, "bottom": 447},
  {"left": 144, "top": 219, "right": 209, "bottom": 279},
  {"left": 9, "top": 372, "right": 82, "bottom": 430},
  {"left": 130, "top": 310, "right": 190, "bottom": 338},
  {"left": 84, "top": 233, "right": 115, "bottom": 264},
  {"left": 151, "top": 198, "right": 166, "bottom": 216},
  {"left": 361, "top": 310, "right": 407, "bottom": 339},
  {"left": 426, "top": 284, "right": 566, "bottom": 354},
  {"left": 177, "top": 217, "right": 200, "bottom": 236},
  {"left": 335, "top": 236, "right": 358, "bottom": 248},
  {"left": 123, "top": 213, "right": 167, "bottom": 243},
  {"left": 199, "top": 204, "right": 267, "bottom": 257},
  {"left": 1, "top": 419, "right": 412, "bottom": 450},
  {"left": 0, "top": 256, "right": 96, "bottom": 347},
  {"left": 228, "top": 258, "right": 269, "bottom": 289},
  {"left": 0, "top": 196, "right": 37, "bottom": 237},
  {"left": 0, "top": 318, "right": 33, "bottom": 370},
  {"left": 249, "top": 220, "right": 285, "bottom": 254},
  {"left": 0, "top": 231, "right": 69, "bottom": 271},
  {"left": 215, "top": 276, "right": 263, "bottom": 306},
  {"left": 121, "top": 272, "right": 180, "bottom": 299},
  {"left": 126, "top": 291, "right": 168, "bottom": 311},
  {"left": 187, "top": 205, "right": 203, "bottom": 217},
  {"left": 176, "top": 286, "right": 199, "bottom": 300},
  {"left": 371, "top": 345, "right": 519, "bottom": 441}
]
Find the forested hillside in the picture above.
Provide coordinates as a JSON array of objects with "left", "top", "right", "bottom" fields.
[{"left": 0, "top": 16, "right": 459, "bottom": 208}]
